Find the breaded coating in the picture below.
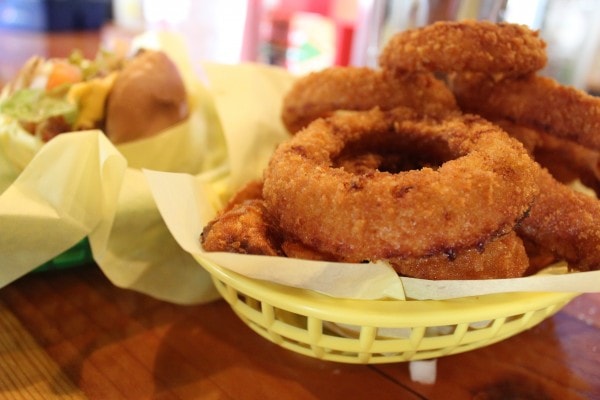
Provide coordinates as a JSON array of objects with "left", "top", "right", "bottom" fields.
[
  {"left": 281, "top": 67, "right": 458, "bottom": 134},
  {"left": 263, "top": 107, "right": 539, "bottom": 261},
  {"left": 201, "top": 199, "right": 283, "bottom": 256},
  {"left": 390, "top": 231, "right": 529, "bottom": 280},
  {"left": 518, "top": 168, "right": 600, "bottom": 272},
  {"left": 496, "top": 119, "right": 600, "bottom": 196},
  {"left": 379, "top": 20, "right": 547, "bottom": 77},
  {"left": 451, "top": 73, "right": 600, "bottom": 151}
]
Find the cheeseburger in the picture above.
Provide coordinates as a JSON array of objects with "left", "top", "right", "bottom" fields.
[{"left": 0, "top": 48, "right": 189, "bottom": 144}]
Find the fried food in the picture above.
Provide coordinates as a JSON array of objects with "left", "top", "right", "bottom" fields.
[
  {"left": 450, "top": 72, "right": 600, "bottom": 151},
  {"left": 200, "top": 199, "right": 284, "bottom": 257},
  {"left": 202, "top": 20, "right": 600, "bottom": 281},
  {"left": 279, "top": 239, "right": 337, "bottom": 261},
  {"left": 450, "top": 74, "right": 600, "bottom": 272},
  {"left": 496, "top": 119, "right": 600, "bottom": 196},
  {"left": 281, "top": 67, "right": 458, "bottom": 134},
  {"left": 200, "top": 179, "right": 284, "bottom": 256},
  {"left": 517, "top": 168, "right": 600, "bottom": 272},
  {"left": 379, "top": 20, "right": 547, "bottom": 77},
  {"left": 262, "top": 107, "right": 539, "bottom": 262},
  {"left": 200, "top": 180, "right": 339, "bottom": 262},
  {"left": 390, "top": 231, "right": 529, "bottom": 280},
  {"left": 520, "top": 235, "right": 560, "bottom": 275}
]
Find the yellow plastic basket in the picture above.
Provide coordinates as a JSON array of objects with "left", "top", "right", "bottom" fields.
[{"left": 196, "top": 256, "right": 578, "bottom": 364}]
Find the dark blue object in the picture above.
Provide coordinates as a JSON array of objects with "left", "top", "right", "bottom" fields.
[{"left": 0, "top": 0, "right": 112, "bottom": 31}]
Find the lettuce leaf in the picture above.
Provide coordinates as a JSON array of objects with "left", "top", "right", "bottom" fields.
[{"left": 0, "top": 88, "right": 77, "bottom": 124}]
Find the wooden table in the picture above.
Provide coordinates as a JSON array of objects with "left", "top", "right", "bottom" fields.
[
  {"left": 0, "top": 27, "right": 599, "bottom": 400},
  {"left": 0, "top": 264, "right": 598, "bottom": 399}
]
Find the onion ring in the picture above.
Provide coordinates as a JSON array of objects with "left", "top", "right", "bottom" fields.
[
  {"left": 389, "top": 231, "right": 529, "bottom": 280},
  {"left": 200, "top": 180, "right": 284, "bottom": 256},
  {"left": 517, "top": 168, "right": 600, "bottom": 272},
  {"left": 200, "top": 199, "right": 284, "bottom": 257},
  {"left": 281, "top": 67, "right": 458, "bottom": 134},
  {"left": 450, "top": 72, "right": 600, "bottom": 151},
  {"left": 496, "top": 119, "right": 600, "bottom": 196},
  {"left": 262, "top": 107, "right": 539, "bottom": 262},
  {"left": 331, "top": 148, "right": 532, "bottom": 279},
  {"left": 379, "top": 20, "right": 547, "bottom": 77}
]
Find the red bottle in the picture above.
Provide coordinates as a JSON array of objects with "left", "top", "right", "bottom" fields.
[{"left": 254, "top": 0, "right": 357, "bottom": 74}]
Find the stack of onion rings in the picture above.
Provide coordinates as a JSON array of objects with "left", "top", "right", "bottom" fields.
[
  {"left": 420, "top": 36, "right": 600, "bottom": 272},
  {"left": 201, "top": 19, "right": 600, "bottom": 279},
  {"left": 203, "top": 107, "right": 538, "bottom": 280}
]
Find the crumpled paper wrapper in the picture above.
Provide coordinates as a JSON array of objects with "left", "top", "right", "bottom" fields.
[
  {"left": 0, "top": 131, "right": 125, "bottom": 283},
  {"left": 0, "top": 32, "right": 224, "bottom": 304},
  {"left": 146, "top": 62, "right": 600, "bottom": 301}
]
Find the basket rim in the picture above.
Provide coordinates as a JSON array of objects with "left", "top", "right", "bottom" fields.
[{"left": 195, "top": 255, "right": 579, "bottom": 327}]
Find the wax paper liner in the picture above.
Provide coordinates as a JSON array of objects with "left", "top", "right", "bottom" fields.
[
  {"left": 0, "top": 131, "right": 125, "bottom": 285},
  {"left": 145, "top": 62, "right": 600, "bottom": 301}
]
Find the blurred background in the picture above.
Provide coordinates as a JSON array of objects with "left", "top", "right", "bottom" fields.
[{"left": 0, "top": 0, "right": 599, "bottom": 94}]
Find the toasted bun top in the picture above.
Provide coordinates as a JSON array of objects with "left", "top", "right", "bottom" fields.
[{"left": 105, "top": 50, "right": 188, "bottom": 144}]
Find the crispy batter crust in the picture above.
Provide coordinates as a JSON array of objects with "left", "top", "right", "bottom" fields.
[
  {"left": 390, "top": 231, "right": 529, "bottom": 280},
  {"left": 518, "top": 168, "right": 600, "bottom": 271},
  {"left": 281, "top": 67, "right": 458, "bottom": 134},
  {"left": 201, "top": 199, "right": 283, "bottom": 257},
  {"left": 263, "top": 107, "right": 539, "bottom": 261},
  {"left": 451, "top": 72, "right": 600, "bottom": 151},
  {"left": 379, "top": 20, "right": 547, "bottom": 77},
  {"left": 496, "top": 119, "right": 600, "bottom": 196}
]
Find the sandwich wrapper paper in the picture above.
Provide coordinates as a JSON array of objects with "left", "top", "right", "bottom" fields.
[
  {"left": 146, "top": 62, "right": 600, "bottom": 302},
  {"left": 0, "top": 32, "right": 224, "bottom": 304}
]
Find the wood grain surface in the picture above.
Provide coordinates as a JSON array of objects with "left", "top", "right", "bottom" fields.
[{"left": 0, "top": 264, "right": 598, "bottom": 400}]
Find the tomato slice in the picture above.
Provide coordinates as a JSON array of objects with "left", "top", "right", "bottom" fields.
[{"left": 46, "top": 60, "right": 83, "bottom": 90}]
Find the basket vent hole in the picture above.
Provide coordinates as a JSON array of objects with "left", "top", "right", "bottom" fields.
[
  {"left": 322, "top": 321, "right": 362, "bottom": 339},
  {"left": 237, "top": 292, "right": 262, "bottom": 312},
  {"left": 505, "top": 309, "right": 538, "bottom": 327},
  {"left": 425, "top": 325, "right": 456, "bottom": 337}
]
